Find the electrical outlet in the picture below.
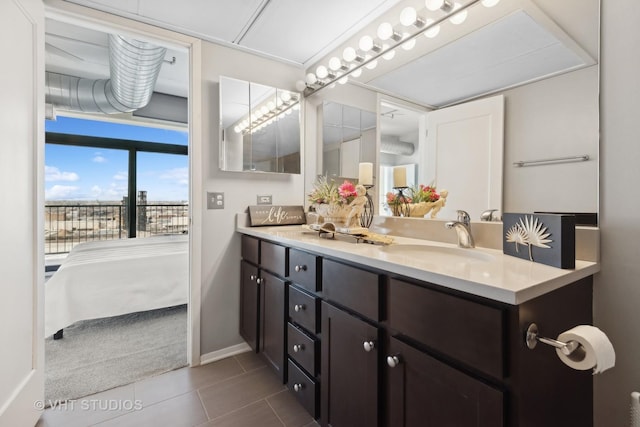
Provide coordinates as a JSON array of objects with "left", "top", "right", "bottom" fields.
[
  {"left": 207, "top": 192, "right": 224, "bottom": 209},
  {"left": 257, "top": 195, "right": 272, "bottom": 205}
]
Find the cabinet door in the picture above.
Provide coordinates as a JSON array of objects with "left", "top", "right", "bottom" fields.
[
  {"left": 240, "top": 260, "right": 259, "bottom": 352},
  {"left": 260, "top": 270, "right": 286, "bottom": 382},
  {"left": 321, "top": 302, "right": 379, "bottom": 427},
  {"left": 387, "top": 337, "right": 503, "bottom": 427}
]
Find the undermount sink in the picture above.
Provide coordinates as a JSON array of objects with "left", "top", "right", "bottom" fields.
[{"left": 379, "top": 244, "right": 496, "bottom": 263}]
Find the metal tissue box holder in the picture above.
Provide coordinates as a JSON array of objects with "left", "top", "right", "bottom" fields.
[{"left": 525, "top": 323, "right": 580, "bottom": 356}]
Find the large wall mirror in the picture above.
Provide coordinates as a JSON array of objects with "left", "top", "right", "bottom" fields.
[
  {"left": 313, "top": 0, "right": 599, "bottom": 222},
  {"left": 321, "top": 101, "right": 376, "bottom": 180},
  {"left": 219, "top": 76, "right": 301, "bottom": 174}
]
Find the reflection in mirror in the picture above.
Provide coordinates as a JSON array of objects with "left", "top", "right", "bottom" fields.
[
  {"left": 379, "top": 102, "right": 422, "bottom": 216},
  {"left": 321, "top": 101, "right": 376, "bottom": 179},
  {"left": 219, "top": 76, "right": 301, "bottom": 174}
]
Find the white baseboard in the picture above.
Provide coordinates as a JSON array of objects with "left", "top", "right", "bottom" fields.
[{"left": 199, "top": 342, "right": 252, "bottom": 365}]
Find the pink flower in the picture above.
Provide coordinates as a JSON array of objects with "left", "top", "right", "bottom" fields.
[{"left": 338, "top": 180, "right": 357, "bottom": 199}]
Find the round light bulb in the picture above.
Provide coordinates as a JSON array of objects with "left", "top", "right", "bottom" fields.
[
  {"left": 400, "top": 7, "right": 418, "bottom": 26},
  {"left": 377, "top": 22, "right": 394, "bottom": 40},
  {"left": 260, "top": 105, "right": 269, "bottom": 115},
  {"left": 338, "top": 75, "right": 348, "bottom": 85},
  {"left": 401, "top": 33, "right": 416, "bottom": 51},
  {"left": 481, "top": 0, "right": 500, "bottom": 7},
  {"left": 305, "top": 73, "right": 317, "bottom": 84},
  {"left": 267, "top": 101, "right": 275, "bottom": 111},
  {"left": 365, "top": 59, "right": 378, "bottom": 70},
  {"left": 351, "top": 67, "right": 362, "bottom": 78},
  {"left": 281, "top": 91, "right": 291, "bottom": 102},
  {"left": 424, "top": 19, "right": 440, "bottom": 38},
  {"left": 343, "top": 46, "right": 357, "bottom": 62},
  {"left": 449, "top": 2, "right": 467, "bottom": 25},
  {"left": 233, "top": 126, "right": 240, "bottom": 133},
  {"left": 316, "top": 65, "right": 329, "bottom": 79},
  {"left": 425, "top": 0, "right": 444, "bottom": 11},
  {"left": 359, "top": 35, "right": 374, "bottom": 52},
  {"left": 382, "top": 44, "right": 395, "bottom": 60},
  {"left": 329, "top": 56, "right": 342, "bottom": 71},
  {"left": 295, "top": 80, "right": 307, "bottom": 92}
]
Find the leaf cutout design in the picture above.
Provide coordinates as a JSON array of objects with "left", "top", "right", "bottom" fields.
[
  {"left": 520, "top": 216, "right": 552, "bottom": 248},
  {"left": 505, "top": 224, "right": 528, "bottom": 253}
]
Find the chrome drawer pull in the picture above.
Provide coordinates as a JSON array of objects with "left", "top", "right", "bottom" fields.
[
  {"left": 363, "top": 341, "right": 376, "bottom": 352},
  {"left": 294, "top": 304, "right": 306, "bottom": 312},
  {"left": 294, "top": 265, "right": 307, "bottom": 272},
  {"left": 293, "top": 344, "right": 304, "bottom": 352},
  {"left": 387, "top": 355, "right": 401, "bottom": 368},
  {"left": 293, "top": 383, "right": 304, "bottom": 392}
]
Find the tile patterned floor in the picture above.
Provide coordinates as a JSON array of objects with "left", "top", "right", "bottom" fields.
[{"left": 36, "top": 351, "right": 320, "bottom": 427}]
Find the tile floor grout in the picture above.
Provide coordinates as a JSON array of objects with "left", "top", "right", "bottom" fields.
[{"left": 39, "top": 351, "right": 314, "bottom": 427}]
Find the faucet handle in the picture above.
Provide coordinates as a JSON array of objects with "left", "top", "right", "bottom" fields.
[
  {"left": 480, "top": 209, "right": 498, "bottom": 221},
  {"left": 456, "top": 210, "right": 471, "bottom": 225}
]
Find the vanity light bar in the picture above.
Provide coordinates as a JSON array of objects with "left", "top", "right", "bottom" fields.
[
  {"left": 298, "top": 0, "right": 499, "bottom": 96},
  {"left": 235, "top": 95, "right": 301, "bottom": 135}
]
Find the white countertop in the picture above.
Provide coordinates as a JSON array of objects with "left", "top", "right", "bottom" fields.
[{"left": 236, "top": 223, "right": 600, "bottom": 305}]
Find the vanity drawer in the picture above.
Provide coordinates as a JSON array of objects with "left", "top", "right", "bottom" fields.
[
  {"left": 288, "top": 248, "right": 320, "bottom": 292},
  {"left": 288, "top": 323, "right": 319, "bottom": 376},
  {"left": 260, "top": 241, "right": 287, "bottom": 277},
  {"left": 388, "top": 278, "right": 504, "bottom": 379},
  {"left": 288, "top": 284, "right": 320, "bottom": 334},
  {"left": 322, "top": 259, "right": 380, "bottom": 321},
  {"left": 288, "top": 359, "right": 319, "bottom": 419},
  {"left": 241, "top": 235, "right": 259, "bottom": 265}
]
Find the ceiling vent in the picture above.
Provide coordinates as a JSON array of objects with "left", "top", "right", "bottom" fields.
[{"left": 45, "top": 35, "right": 166, "bottom": 114}]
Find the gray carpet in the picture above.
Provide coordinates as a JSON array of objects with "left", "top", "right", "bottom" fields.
[{"left": 45, "top": 304, "right": 187, "bottom": 403}]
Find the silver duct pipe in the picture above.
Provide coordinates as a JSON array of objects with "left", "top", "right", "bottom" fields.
[
  {"left": 45, "top": 35, "right": 166, "bottom": 114},
  {"left": 380, "top": 138, "right": 415, "bottom": 156}
]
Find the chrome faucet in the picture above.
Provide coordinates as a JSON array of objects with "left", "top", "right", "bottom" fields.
[
  {"left": 480, "top": 209, "right": 500, "bottom": 222},
  {"left": 445, "top": 210, "right": 475, "bottom": 248}
]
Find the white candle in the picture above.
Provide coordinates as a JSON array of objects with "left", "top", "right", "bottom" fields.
[
  {"left": 393, "top": 166, "right": 407, "bottom": 188},
  {"left": 358, "top": 162, "right": 373, "bottom": 186}
]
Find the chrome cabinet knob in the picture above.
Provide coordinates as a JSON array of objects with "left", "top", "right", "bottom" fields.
[
  {"left": 250, "top": 275, "right": 256, "bottom": 281},
  {"left": 256, "top": 277, "right": 262, "bottom": 284},
  {"left": 293, "top": 383, "right": 304, "bottom": 392},
  {"left": 294, "top": 265, "right": 307, "bottom": 272},
  {"left": 294, "top": 304, "right": 305, "bottom": 312},
  {"left": 387, "top": 355, "right": 401, "bottom": 368},
  {"left": 363, "top": 341, "right": 376, "bottom": 352},
  {"left": 293, "top": 344, "right": 304, "bottom": 352}
]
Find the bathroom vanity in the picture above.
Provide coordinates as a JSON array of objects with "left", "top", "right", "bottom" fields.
[{"left": 237, "top": 223, "right": 600, "bottom": 427}]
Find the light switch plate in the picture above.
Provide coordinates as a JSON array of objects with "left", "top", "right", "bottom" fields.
[
  {"left": 257, "top": 195, "right": 272, "bottom": 205},
  {"left": 207, "top": 192, "right": 224, "bottom": 209}
]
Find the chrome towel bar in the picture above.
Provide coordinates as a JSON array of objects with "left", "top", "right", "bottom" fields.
[{"left": 513, "top": 154, "right": 589, "bottom": 167}]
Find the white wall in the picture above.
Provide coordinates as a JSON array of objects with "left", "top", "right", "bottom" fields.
[
  {"left": 502, "top": 65, "right": 599, "bottom": 214},
  {"left": 595, "top": 1, "right": 640, "bottom": 425},
  {"left": 200, "top": 42, "right": 304, "bottom": 355}
]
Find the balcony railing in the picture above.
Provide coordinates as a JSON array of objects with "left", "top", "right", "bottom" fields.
[{"left": 45, "top": 203, "right": 189, "bottom": 254}]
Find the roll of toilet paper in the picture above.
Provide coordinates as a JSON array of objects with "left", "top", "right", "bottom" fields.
[{"left": 555, "top": 325, "right": 615, "bottom": 374}]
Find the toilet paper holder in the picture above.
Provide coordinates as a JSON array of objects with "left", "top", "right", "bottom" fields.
[{"left": 525, "top": 323, "right": 580, "bottom": 355}]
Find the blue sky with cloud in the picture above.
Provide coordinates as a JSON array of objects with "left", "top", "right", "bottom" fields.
[{"left": 45, "top": 117, "right": 188, "bottom": 202}]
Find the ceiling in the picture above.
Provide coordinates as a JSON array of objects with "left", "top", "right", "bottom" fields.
[
  {"left": 45, "top": 0, "right": 598, "bottom": 118},
  {"left": 45, "top": 0, "right": 403, "bottom": 99}
]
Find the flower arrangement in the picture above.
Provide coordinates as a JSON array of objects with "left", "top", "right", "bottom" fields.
[
  {"left": 408, "top": 184, "right": 440, "bottom": 203},
  {"left": 308, "top": 176, "right": 358, "bottom": 206},
  {"left": 385, "top": 184, "right": 448, "bottom": 218}
]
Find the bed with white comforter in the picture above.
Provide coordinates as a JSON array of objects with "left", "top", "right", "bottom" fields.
[{"left": 45, "top": 234, "right": 188, "bottom": 337}]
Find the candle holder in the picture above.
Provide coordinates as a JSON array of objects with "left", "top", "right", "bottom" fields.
[
  {"left": 360, "top": 185, "right": 375, "bottom": 228},
  {"left": 391, "top": 187, "right": 411, "bottom": 217}
]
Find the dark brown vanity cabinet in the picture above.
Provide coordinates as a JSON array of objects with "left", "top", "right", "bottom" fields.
[
  {"left": 387, "top": 337, "right": 503, "bottom": 427},
  {"left": 286, "top": 248, "right": 322, "bottom": 418},
  {"left": 239, "top": 235, "right": 287, "bottom": 382},
  {"left": 239, "top": 234, "right": 594, "bottom": 427},
  {"left": 321, "top": 301, "right": 380, "bottom": 427}
]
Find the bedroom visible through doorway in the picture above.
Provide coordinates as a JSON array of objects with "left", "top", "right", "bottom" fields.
[{"left": 43, "top": 115, "right": 190, "bottom": 403}]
